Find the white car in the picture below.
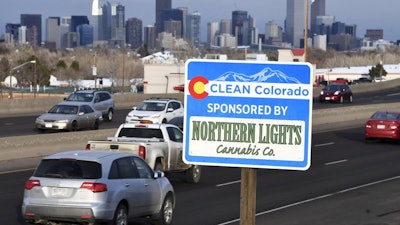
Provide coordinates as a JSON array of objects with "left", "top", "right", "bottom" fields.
[{"left": 125, "top": 98, "right": 184, "bottom": 124}]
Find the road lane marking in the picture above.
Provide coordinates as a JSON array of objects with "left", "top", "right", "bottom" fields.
[
  {"left": 314, "top": 142, "right": 335, "bottom": 147},
  {"left": 218, "top": 175, "right": 400, "bottom": 225},
  {"left": 325, "top": 159, "right": 348, "bottom": 165},
  {"left": 216, "top": 180, "right": 241, "bottom": 187},
  {"left": 387, "top": 93, "right": 400, "bottom": 96},
  {"left": 0, "top": 168, "right": 35, "bottom": 174}
]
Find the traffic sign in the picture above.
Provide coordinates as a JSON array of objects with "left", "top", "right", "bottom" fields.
[{"left": 183, "top": 59, "right": 313, "bottom": 170}]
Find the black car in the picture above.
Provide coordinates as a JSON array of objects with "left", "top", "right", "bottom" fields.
[
  {"left": 168, "top": 116, "right": 183, "bottom": 131},
  {"left": 353, "top": 77, "right": 373, "bottom": 84}
]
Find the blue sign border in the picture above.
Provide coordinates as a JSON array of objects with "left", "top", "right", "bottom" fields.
[{"left": 183, "top": 59, "right": 313, "bottom": 170}]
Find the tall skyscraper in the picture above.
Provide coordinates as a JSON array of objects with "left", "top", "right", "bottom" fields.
[
  {"left": 231, "top": 10, "right": 247, "bottom": 46},
  {"left": 144, "top": 25, "right": 156, "bottom": 50},
  {"left": 5, "top": 23, "right": 20, "bottom": 42},
  {"left": 126, "top": 17, "right": 143, "bottom": 49},
  {"left": 91, "top": 0, "right": 102, "bottom": 41},
  {"left": 21, "top": 14, "right": 42, "bottom": 47},
  {"left": 78, "top": 24, "right": 94, "bottom": 46},
  {"left": 155, "top": 0, "right": 172, "bottom": 35},
  {"left": 111, "top": 3, "right": 126, "bottom": 48},
  {"left": 161, "top": 8, "right": 184, "bottom": 37},
  {"left": 207, "top": 22, "right": 219, "bottom": 46},
  {"left": 46, "top": 17, "right": 61, "bottom": 49},
  {"left": 285, "top": 0, "right": 306, "bottom": 48},
  {"left": 219, "top": 19, "right": 232, "bottom": 35},
  {"left": 70, "top": 16, "right": 89, "bottom": 32},
  {"left": 310, "top": 0, "right": 325, "bottom": 35},
  {"left": 186, "top": 11, "right": 201, "bottom": 47}
]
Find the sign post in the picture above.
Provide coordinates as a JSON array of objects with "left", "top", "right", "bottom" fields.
[{"left": 184, "top": 59, "right": 313, "bottom": 224}]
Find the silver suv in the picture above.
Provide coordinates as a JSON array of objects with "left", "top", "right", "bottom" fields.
[
  {"left": 64, "top": 90, "right": 115, "bottom": 121},
  {"left": 125, "top": 98, "right": 184, "bottom": 124},
  {"left": 22, "top": 150, "right": 175, "bottom": 225}
]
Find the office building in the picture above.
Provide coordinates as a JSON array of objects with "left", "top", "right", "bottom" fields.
[
  {"left": 78, "top": 24, "right": 94, "bottom": 46},
  {"left": 164, "top": 20, "right": 182, "bottom": 38},
  {"left": 365, "top": 29, "right": 383, "bottom": 41},
  {"left": 231, "top": 10, "right": 247, "bottom": 46},
  {"left": 20, "top": 14, "right": 42, "bottom": 47},
  {"left": 126, "top": 17, "right": 143, "bottom": 49},
  {"left": 46, "top": 17, "right": 61, "bottom": 49},
  {"left": 161, "top": 8, "right": 184, "bottom": 37},
  {"left": 207, "top": 22, "right": 219, "bottom": 46},
  {"left": 70, "top": 16, "right": 89, "bottom": 33},
  {"left": 144, "top": 25, "right": 156, "bottom": 50},
  {"left": 285, "top": 0, "right": 306, "bottom": 48},
  {"left": 156, "top": 0, "right": 172, "bottom": 35},
  {"left": 219, "top": 19, "right": 231, "bottom": 35},
  {"left": 310, "top": 0, "right": 325, "bottom": 35},
  {"left": 111, "top": 3, "right": 126, "bottom": 48},
  {"left": 92, "top": 0, "right": 112, "bottom": 41},
  {"left": 186, "top": 11, "right": 201, "bottom": 47},
  {"left": 5, "top": 23, "right": 20, "bottom": 42}
]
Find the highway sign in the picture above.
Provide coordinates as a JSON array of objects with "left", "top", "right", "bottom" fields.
[{"left": 183, "top": 59, "right": 313, "bottom": 170}]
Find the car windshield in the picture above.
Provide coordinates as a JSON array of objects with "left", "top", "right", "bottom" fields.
[
  {"left": 65, "top": 93, "right": 94, "bottom": 102},
  {"left": 48, "top": 105, "right": 78, "bottom": 114},
  {"left": 136, "top": 102, "right": 166, "bottom": 111},
  {"left": 371, "top": 112, "right": 400, "bottom": 120},
  {"left": 324, "top": 85, "right": 341, "bottom": 91},
  {"left": 34, "top": 159, "right": 101, "bottom": 179}
]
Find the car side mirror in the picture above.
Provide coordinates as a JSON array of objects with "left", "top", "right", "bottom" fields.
[
  {"left": 167, "top": 108, "right": 174, "bottom": 112},
  {"left": 78, "top": 112, "right": 84, "bottom": 116}
]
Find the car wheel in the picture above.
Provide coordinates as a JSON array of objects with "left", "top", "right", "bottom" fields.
[
  {"left": 70, "top": 121, "right": 78, "bottom": 131},
  {"left": 185, "top": 165, "right": 201, "bottom": 183},
  {"left": 110, "top": 203, "right": 128, "bottom": 225},
  {"left": 155, "top": 195, "right": 174, "bottom": 225},
  {"left": 93, "top": 119, "right": 100, "bottom": 130},
  {"left": 105, "top": 109, "right": 113, "bottom": 121}
]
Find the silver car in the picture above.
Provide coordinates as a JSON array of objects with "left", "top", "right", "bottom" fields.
[
  {"left": 22, "top": 150, "right": 175, "bottom": 225},
  {"left": 35, "top": 102, "right": 103, "bottom": 132}
]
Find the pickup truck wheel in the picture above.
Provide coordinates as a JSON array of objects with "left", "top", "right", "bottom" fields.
[
  {"left": 185, "top": 165, "right": 201, "bottom": 183},
  {"left": 154, "top": 162, "right": 163, "bottom": 172}
]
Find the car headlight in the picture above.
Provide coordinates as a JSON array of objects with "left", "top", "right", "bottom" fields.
[
  {"left": 320, "top": 91, "right": 324, "bottom": 95},
  {"left": 334, "top": 91, "right": 340, "bottom": 95},
  {"left": 36, "top": 118, "right": 44, "bottom": 123}
]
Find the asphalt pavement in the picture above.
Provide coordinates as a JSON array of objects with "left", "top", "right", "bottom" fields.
[{"left": 226, "top": 176, "right": 400, "bottom": 225}]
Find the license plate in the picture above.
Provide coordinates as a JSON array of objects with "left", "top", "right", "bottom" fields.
[
  {"left": 45, "top": 123, "right": 52, "bottom": 128},
  {"left": 377, "top": 124, "right": 385, "bottom": 129},
  {"left": 325, "top": 97, "right": 330, "bottom": 100},
  {"left": 51, "top": 187, "right": 68, "bottom": 197}
]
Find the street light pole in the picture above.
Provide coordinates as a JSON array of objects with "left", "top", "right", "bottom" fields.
[{"left": 8, "top": 60, "right": 36, "bottom": 99}]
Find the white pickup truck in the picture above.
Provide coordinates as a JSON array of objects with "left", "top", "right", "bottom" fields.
[{"left": 86, "top": 123, "right": 201, "bottom": 183}]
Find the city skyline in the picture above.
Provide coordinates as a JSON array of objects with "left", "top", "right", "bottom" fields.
[{"left": 1, "top": 0, "right": 399, "bottom": 42}]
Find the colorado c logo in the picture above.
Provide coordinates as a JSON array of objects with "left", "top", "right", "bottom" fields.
[{"left": 188, "top": 76, "right": 209, "bottom": 100}]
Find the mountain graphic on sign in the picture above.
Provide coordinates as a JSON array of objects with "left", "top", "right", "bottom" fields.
[{"left": 214, "top": 67, "right": 302, "bottom": 84}]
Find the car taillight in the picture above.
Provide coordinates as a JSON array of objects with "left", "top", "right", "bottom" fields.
[
  {"left": 25, "top": 180, "right": 41, "bottom": 190},
  {"left": 85, "top": 144, "right": 91, "bottom": 150},
  {"left": 139, "top": 146, "right": 146, "bottom": 159},
  {"left": 365, "top": 124, "right": 372, "bottom": 129},
  {"left": 80, "top": 182, "right": 107, "bottom": 192}
]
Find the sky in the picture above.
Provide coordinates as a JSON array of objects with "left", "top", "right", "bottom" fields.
[{"left": 1, "top": 0, "right": 399, "bottom": 42}]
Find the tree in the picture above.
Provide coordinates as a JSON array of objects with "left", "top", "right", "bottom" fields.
[{"left": 368, "top": 63, "right": 387, "bottom": 80}]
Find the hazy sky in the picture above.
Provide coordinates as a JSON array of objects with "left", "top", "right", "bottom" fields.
[{"left": 1, "top": 0, "right": 399, "bottom": 41}]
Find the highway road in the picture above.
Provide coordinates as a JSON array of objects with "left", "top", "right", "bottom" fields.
[
  {"left": 2, "top": 126, "right": 400, "bottom": 225},
  {"left": 2, "top": 85, "right": 400, "bottom": 137}
]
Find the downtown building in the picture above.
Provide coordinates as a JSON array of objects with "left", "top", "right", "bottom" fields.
[{"left": 21, "top": 14, "right": 42, "bottom": 47}]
